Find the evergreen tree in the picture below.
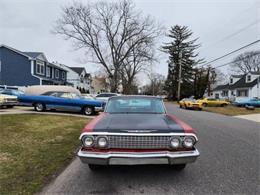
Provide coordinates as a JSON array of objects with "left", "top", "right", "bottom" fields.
[{"left": 163, "top": 25, "right": 203, "bottom": 100}]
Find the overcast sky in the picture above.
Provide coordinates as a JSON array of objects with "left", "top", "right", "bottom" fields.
[{"left": 0, "top": 0, "right": 259, "bottom": 82}]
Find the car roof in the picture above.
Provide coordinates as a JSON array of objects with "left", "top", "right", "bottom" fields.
[{"left": 109, "top": 95, "right": 162, "bottom": 100}]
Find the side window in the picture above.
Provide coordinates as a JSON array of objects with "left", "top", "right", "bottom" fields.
[{"left": 60, "top": 93, "right": 72, "bottom": 99}]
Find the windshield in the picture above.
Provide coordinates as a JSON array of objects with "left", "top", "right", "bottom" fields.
[
  {"left": 105, "top": 97, "right": 165, "bottom": 114},
  {"left": 96, "top": 93, "right": 117, "bottom": 98}
]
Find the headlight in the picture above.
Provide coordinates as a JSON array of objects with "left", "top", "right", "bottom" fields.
[
  {"left": 183, "top": 137, "right": 195, "bottom": 148},
  {"left": 97, "top": 137, "right": 108, "bottom": 148},
  {"left": 82, "top": 136, "right": 94, "bottom": 147},
  {"left": 170, "top": 137, "right": 180, "bottom": 148}
]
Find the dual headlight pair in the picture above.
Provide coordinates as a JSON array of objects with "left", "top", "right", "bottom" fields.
[
  {"left": 82, "top": 135, "right": 195, "bottom": 149},
  {"left": 170, "top": 136, "right": 195, "bottom": 149},
  {"left": 82, "top": 136, "right": 108, "bottom": 148}
]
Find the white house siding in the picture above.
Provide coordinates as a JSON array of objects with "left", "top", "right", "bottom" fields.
[
  {"left": 251, "top": 85, "right": 260, "bottom": 98},
  {"left": 67, "top": 70, "right": 80, "bottom": 88}
]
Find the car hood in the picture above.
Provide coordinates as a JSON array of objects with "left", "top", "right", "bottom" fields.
[{"left": 91, "top": 113, "right": 185, "bottom": 133}]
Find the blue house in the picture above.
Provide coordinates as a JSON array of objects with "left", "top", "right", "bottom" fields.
[{"left": 0, "top": 44, "right": 67, "bottom": 87}]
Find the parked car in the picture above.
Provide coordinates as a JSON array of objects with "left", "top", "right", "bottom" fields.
[
  {"left": 0, "top": 89, "right": 25, "bottom": 97},
  {"left": 95, "top": 93, "right": 119, "bottom": 102},
  {"left": 233, "top": 98, "right": 260, "bottom": 107},
  {"left": 197, "top": 98, "right": 230, "bottom": 107},
  {"left": 81, "top": 94, "right": 96, "bottom": 100},
  {"left": 78, "top": 95, "right": 200, "bottom": 171},
  {"left": 179, "top": 98, "right": 202, "bottom": 110},
  {"left": 0, "top": 94, "right": 18, "bottom": 108},
  {"left": 18, "top": 91, "right": 105, "bottom": 115}
]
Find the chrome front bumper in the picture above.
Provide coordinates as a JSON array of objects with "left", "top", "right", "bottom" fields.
[
  {"left": 0, "top": 102, "right": 17, "bottom": 106},
  {"left": 94, "top": 106, "right": 104, "bottom": 112},
  {"left": 77, "top": 149, "right": 200, "bottom": 165}
]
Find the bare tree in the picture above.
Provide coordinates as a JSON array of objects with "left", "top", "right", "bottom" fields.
[
  {"left": 231, "top": 50, "right": 260, "bottom": 74},
  {"left": 54, "top": 0, "right": 162, "bottom": 92},
  {"left": 142, "top": 72, "right": 165, "bottom": 96},
  {"left": 120, "top": 40, "right": 156, "bottom": 94}
]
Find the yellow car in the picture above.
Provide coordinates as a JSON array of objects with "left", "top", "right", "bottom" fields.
[
  {"left": 0, "top": 94, "right": 18, "bottom": 108},
  {"left": 179, "top": 98, "right": 203, "bottom": 110},
  {"left": 197, "top": 98, "right": 230, "bottom": 107}
]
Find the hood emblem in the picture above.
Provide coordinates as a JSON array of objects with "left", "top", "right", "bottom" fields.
[{"left": 123, "top": 130, "right": 157, "bottom": 133}]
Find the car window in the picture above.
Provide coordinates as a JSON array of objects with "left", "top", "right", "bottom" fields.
[
  {"left": 96, "top": 93, "right": 117, "bottom": 97},
  {"left": 59, "top": 93, "right": 72, "bottom": 98},
  {"left": 70, "top": 93, "right": 80, "bottom": 99},
  {"left": 106, "top": 97, "right": 165, "bottom": 113}
]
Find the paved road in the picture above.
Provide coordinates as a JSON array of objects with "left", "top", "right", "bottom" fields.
[{"left": 40, "top": 103, "right": 260, "bottom": 195}]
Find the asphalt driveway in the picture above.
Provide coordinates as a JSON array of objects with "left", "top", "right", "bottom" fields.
[{"left": 40, "top": 102, "right": 260, "bottom": 195}]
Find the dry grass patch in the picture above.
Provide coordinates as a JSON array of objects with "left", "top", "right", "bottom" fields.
[{"left": 203, "top": 105, "right": 260, "bottom": 116}]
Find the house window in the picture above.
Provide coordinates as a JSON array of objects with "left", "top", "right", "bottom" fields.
[
  {"left": 247, "top": 75, "right": 251, "bottom": 82},
  {"left": 62, "top": 72, "right": 65, "bottom": 80},
  {"left": 46, "top": 67, "right": 51, "bottom": 77},
  {"left": 80, "top": 75, "right": 84, "bottom": 83},
  {"left": 230, "top": 78, "right": 233, "bottom": 84},
  {"left": 55, "top": 69, "right": 59, "bottom": 79},
  {"left": 237, "top": 89, "right": 248, "bottom": 97},
  {"left": 36, "top": 60, "right": 45, "bottom": 75},
  {"left": 222, "top": 90, "right": 228, "bottom": 97}
]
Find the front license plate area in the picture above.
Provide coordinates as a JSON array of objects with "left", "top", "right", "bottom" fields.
[{"left": 109, "top": 158, "right": 168, "bottom": 165}]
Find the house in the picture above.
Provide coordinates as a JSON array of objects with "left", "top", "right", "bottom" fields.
[
  {"left": 92, "top": 75, "right": 109, "bottom": 93},
  {"left": 212, "top": 72, "right": 260, "bottom": 100},
  {"left": 0, "top": 45, "right": 67, "bottom": 87},
  {"left": 56, "top": 64, "right": 93, "bottom": 93}
]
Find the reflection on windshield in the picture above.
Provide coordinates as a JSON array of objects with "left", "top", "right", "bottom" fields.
[{"left": 106, "top": 98, "right": 165, "bottom": 113}]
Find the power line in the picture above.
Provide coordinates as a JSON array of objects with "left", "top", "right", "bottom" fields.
[
  {"left": 212, "top": 52, "right": 260, "bottom": 70},
  {"left": 201, "top": 39, "right": 260, "bottom": 67},
  {"left": 201, "top": 19, "right": 260, "bottom": 51}
]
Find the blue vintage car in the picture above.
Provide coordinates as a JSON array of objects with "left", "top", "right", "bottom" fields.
[
  {"left": 18, "top": 91, "right": 105, "bottom": 115},
  {"left": 233, "top": 98, "right": 260, "bottom": 107}
]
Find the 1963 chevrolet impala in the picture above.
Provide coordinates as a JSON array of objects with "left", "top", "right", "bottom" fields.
[{"left": 78, "top": 96, "right": 200, "bottom": 171}]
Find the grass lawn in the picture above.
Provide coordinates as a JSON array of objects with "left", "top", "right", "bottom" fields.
[
  {"left": 203, "top": 105, "right": 260, "bottom": 116},
  {"left": 0, "top": 114, "right": 89, "bottom": 195}
]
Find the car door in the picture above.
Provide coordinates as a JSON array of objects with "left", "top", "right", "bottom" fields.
[
  {"left": 58, "top": 92, "right": 81, "bottom": 111},
  {"left": 207, "top": 98, "right": 216, "bottom": 106}
]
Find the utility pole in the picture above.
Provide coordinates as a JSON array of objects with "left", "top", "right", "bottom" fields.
[
  {"left": 207, "top": 66, "right": 211, "bottom": 97},
  {"left": 177, "top": 52, "right": 182, "bottom": 101}
]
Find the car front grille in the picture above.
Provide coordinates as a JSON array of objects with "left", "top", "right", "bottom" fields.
[{"left": 107, "top": 135, "right": 172, "bottom": 149}]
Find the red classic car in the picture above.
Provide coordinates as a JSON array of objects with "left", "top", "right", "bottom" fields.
[{"left": 78, "top": 96, "right": 200, "bottom": 171}]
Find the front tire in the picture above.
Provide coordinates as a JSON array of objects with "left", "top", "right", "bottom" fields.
[
  {"left": 202, "top": 103, "right": 207, "bottom": 107},
  {"left": 172, "top": 164, "right": 186, "bottom": 170},
  {"left": 83, "top": 106, "right": 94, "bottom": 115},
  {"left": 34, "top": 103, "right": 45, "bottom": 112}
]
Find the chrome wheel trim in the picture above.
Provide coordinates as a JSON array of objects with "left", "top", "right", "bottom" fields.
[
  {"left": 36, "top": 103, "right": 43, "bottom": 111},
  {"left": 84, "top": 107, "right": 92, "bottom": 115}
]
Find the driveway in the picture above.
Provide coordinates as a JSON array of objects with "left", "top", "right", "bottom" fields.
[
  {"left": 0, "top": 106, "right": 95, "bottom": 118},
  {"left": 234, "top": 113, "right": 260, "bottom": 123},
  {"left": 40, "top": 103, "right": 260, "bottom": 195}
]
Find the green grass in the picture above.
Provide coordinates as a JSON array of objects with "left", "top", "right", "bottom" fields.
[
  {"left": 203, "top": 105, "right": 260, "bottom": 116},
  {"left": 0, "top": 114, "right": 89, "bottom": 195}
]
